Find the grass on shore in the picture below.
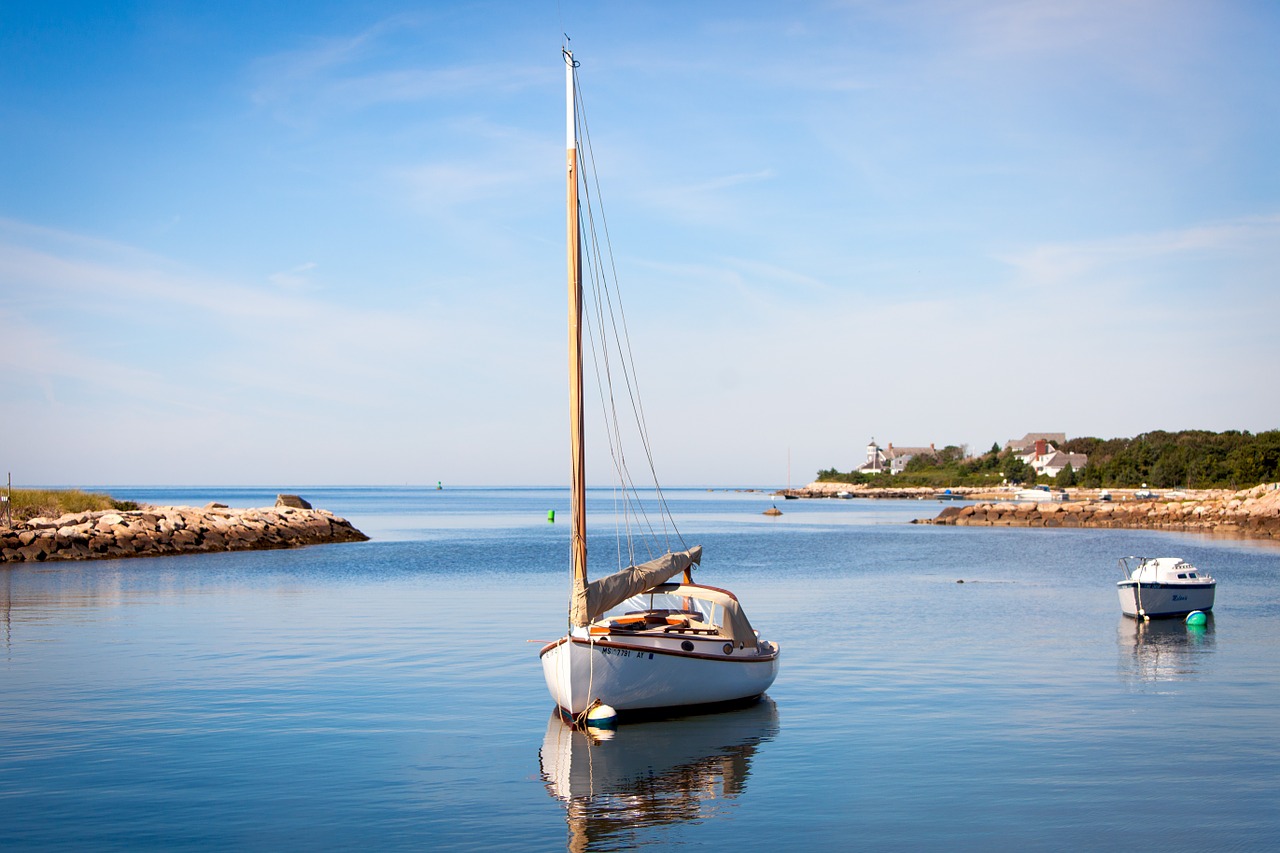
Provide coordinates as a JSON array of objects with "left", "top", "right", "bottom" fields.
[{"left": 4, "top": 489, "right": 138, "bottom": 524}]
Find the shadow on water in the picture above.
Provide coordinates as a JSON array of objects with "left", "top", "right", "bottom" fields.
[
  {"left": 539, "top": 697, "right": 779, "bottom": 852},
  {"left": 1116, "top": 613, "right": 1215, "bottom": 685}
]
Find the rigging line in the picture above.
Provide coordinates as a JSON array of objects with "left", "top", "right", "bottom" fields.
[
  {"left": 580, "top": 142, "right": 660, "bottom": 479},
  {"left": 578, "top": 251, "right": 631, "bottom": 571},
  {"left": 573, "top": 65, "right": 689, "bottom": 566},
  {"left": 583, "top": 205, "right": 661, "bottom": 567},
  {"left": 580, "top": 239, "right": 636, "bottom": 570},
  {"left": 575, "top": 104, "right": 684, "bottom": 555},
  {"left": 573, "top": 74, "right": 683, "bottom": 554},
  {"left": 574, "top": 79, "right": 652, "bottom": 569},
  {"left": 573, "top": 71, "right": 672, "bottom": 558},
  {"left": 575, "top": 123, "right": 673, "bottom": 532},
  {"left": 581, "top": 249, "right": 665, "bottom": 567}
]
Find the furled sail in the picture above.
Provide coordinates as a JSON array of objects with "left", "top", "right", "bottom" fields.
[{"left": 571, "top": 545, "right": 702, "bottom": 627}]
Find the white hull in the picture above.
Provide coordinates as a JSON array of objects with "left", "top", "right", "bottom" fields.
[
  {"left": 541, "top": 635, "right": 780, "bottom": 716},
  {"left": 1014, "top": 488, "right": 1064, "bottom": 502},
  {"left": 1118, "top": 582, "right": 1215, "bottom": 617}
]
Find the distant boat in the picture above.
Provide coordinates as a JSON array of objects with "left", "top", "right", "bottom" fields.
[
  {"left": 539, "top": 47, "right": 780, "bottom": 721},
  {"left": 1014, "top": 485, "right": 1066, "bottom": 502},
  {"left": 1117, "top": 557, "right": 1216, "bottom": 618}
]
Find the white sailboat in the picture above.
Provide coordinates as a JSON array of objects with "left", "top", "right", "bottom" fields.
[{"left": 539, "top": 47, "right": 780, "bottom": 721}]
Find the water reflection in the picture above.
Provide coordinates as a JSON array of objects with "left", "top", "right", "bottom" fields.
[
  {"left": 1116, "top": 615, "right": 1215, "bottom": 684},
  {"left": 2, "top": 568, "right": 11, "bottom": 653},
  {"left": 539, "top": 698, "right": 779, "bottom": 852}
]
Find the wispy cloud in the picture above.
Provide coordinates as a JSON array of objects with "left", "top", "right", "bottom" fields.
[
  {"left": 0, "top": 222, "right": 426, "bottom": 406},
  {"left": 269, "top": 261, "right": 318, "bottom": 291},
  {"left": 998, "top": 214, "right": 1280, "bottom": 294},
  {"left": 248, "top": 14, "right": 549, "bottom": 124},
  {"left": 637, "top": 169, "right": 775, "bottom": 225}
]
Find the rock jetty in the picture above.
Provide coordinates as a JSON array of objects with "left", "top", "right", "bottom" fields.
[
  {"left": 785, "top": 482, "right": 968, "bottom": 500},
  {"left": 1, "top": 499, "right": 368, "bottom": 564},
  {"left": 915, "top": 483, "right": 1280, "bottom": 539}
]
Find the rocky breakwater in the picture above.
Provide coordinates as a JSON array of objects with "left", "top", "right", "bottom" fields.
[
  {"left": 791, "top": 482, "right": 982, "bottom": 500},
  {"left": 916, "top": 483, "right": 1280, "bottom": 539},
  {"left": 1, "top": 496, "right": 369, "bottom": 564}
]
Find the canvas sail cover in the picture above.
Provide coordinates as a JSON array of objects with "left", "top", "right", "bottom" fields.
[{"left": 571, "top": 545, "right": 702, "bottom": 627}]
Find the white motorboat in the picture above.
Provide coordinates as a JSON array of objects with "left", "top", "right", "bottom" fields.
[
  {"left": 1014, "top": 485, "right": 1066, "bottom": 502},
  {"left": 540, "top": 47, "right": 779, "bottom": 721},
  {"left": 1117, "top": 557, "right": 1216, "bottom": 618}
]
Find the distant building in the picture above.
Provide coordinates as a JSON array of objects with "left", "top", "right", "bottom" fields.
[
  {"left": 1004, "top": 432, "right": 1067, "bottom": 454},
  {"left": 859, "top": 439, "right": 889, "bottom": 475},
  {"left": 858, "top": 438, "right": 939, "bottom": 476},
  {"left": 1011, "top": 436, "right": 1087, "bottom": 478}
]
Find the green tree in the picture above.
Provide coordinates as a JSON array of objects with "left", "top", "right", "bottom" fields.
[
  {"left": 1079, "top": 464, "right": 1102, "bottom": 488},
  {"left": 1001, "top": 455, "right": 1033, "bottom": 484}
]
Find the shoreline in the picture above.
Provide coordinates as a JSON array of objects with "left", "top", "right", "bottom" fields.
[
  {"left": 783, "top": 482, "right": 1230, "bottom": 502},
  {"left": 912, "top": 482, "right": 1280, "bottom": 539},
  {"left": 1, "top": 500, "right": 368, "bottom": 564}
]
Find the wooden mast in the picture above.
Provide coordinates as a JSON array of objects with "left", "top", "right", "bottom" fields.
[{"left": 565, "top": 48, "right": 588, "bottom": 618}]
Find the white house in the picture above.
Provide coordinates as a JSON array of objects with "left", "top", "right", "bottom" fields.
[
  {"left": 1005, "top": 432, "right": 1067, "bottom": 454},
  {"left": 858, "top": 439, "right": 939, "bottom": 476},
  {"left": 1013, "top": 436, "right": 1087, "bottom": 478}
]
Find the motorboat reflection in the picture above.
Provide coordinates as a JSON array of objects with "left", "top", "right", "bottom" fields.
[
  {"left": 1117, "top": 615, "right": 1215, "bottom": 684},
  {"left": 539, "top": 698, "right": 779, "bottom": 852}
]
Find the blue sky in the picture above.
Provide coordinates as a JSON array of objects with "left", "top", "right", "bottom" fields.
[{"left": 3, "top": 0, "right": 1278, "bottom": 487}]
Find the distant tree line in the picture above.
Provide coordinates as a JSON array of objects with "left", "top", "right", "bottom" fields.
[
  {"left": 1061, "top": 430, "right": 1280, "bottom": 489},
  {"left": 817, "top": 430, "right": 1280, "bottom": 490}
]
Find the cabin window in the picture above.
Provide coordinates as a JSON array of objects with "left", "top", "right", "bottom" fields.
[
  {"left": 1177, "top": 573, "right": 1187, "bottom": 579},
  {"left": 1188, "top": 573, "right": 1197, "bottom": 579}
]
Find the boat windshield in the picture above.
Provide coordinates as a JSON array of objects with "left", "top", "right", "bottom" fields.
[{"left": 611, "top": 590, "right": 723, "bottom": 628}]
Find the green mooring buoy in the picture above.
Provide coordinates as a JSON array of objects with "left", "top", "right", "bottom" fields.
[
  {"left": 1185, "top": 610, "right": 1207, "bottom": 627},
  {"left": 547, "top": 509, "right": 555, "bottom": 523}
]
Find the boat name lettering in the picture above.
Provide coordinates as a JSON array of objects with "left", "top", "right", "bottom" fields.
[
  {"left": 599, "top": 647, "right": 655, "bottom": 661},
  {"left": 1172, "top": 594, "right": 1187, "bottom": 601}
]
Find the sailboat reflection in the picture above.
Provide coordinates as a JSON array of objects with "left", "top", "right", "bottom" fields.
[
  {"left": 539, "top": 698, "right": 779, "bottom": 851},
  {"left": 1117, "top": 615, "right": 1215, "bottom": 684}
]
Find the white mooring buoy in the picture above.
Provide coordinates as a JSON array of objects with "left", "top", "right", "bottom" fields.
[{"left": 585, "top": 702, "right": 618, "bottom": 730}]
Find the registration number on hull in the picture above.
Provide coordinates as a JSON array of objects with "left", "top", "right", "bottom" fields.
[{"left": 600, "top": 646, "right": 654, "bottom": 660}]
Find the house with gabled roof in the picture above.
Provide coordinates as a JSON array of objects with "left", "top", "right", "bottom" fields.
[
  {"left": 857, "top": 438, "right": 940, "bottom": 476},
  {"left": 1005, "top": 432, "right": 1067, "bottom": 453},
  {"left": 1011, "top": 436, "right": 1087, "bottom": 478}
]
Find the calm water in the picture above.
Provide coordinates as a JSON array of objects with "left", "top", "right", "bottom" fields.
[{"left": 3, "top": 487, "right": 1278, "bottom": 851}]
